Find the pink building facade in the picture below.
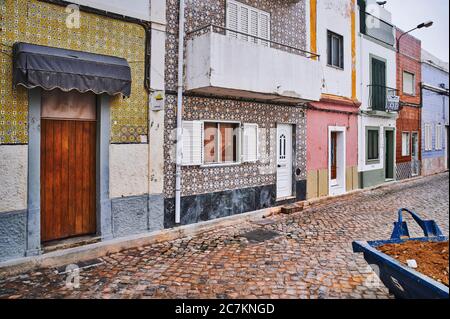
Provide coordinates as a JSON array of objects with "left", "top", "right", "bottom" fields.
[{"left": 306, "top": 97, "right": 360, "bottom": 199}]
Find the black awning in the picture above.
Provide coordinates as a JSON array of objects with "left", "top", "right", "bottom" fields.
[{"left": 13, "top": 42, "right": 132, "bottom": 97}]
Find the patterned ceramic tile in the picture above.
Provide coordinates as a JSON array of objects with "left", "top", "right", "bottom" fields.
[
  {"left": 0, "top": 0, "right": 148, "bottom": 144},
  {"left": 163, "top": 95, "right": 307, "bottom": 198}
]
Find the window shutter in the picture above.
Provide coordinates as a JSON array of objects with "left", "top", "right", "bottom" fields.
[
  {"left": 242, "top": 124, "right": 259, "bottom": 162},
  {"left": 227, "top": 2, "right": 239, "bottom": 38},
  {"left": 182, "top": 121, "right": 204, "bottom": 166},
  {"left": 240, "top": 6, "right": 249, "bottom": 41},
  {"left": 425, "top": 124, "right": 432, "bottom": 151},
  {"left": 259, "top": 13, "right": 270, "bottom": 46},
  {"left": 250, "top": 9, "right": 259, "bottom": 44},
  {"left": 436, "top": 125, "right": 442, "bottom": 150}
]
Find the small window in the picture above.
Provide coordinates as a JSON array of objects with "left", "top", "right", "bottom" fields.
[
  {"left": 367, "top": 129, "right": 379, "bottom": 161},
  {"left": 204, "top": 122, "right": 239, "bottom": 164},
  {"left": 327, "top": 31, "right": 344, "bottom": 69},
  {"left": 402, "top": 132, "right": 410, "bottom": 156},
  {"left": 436, "top": 125, "right": 443, "bottom": 150},
  {"left": 403, "top": 71, "right": 415, "bottom": 95}
]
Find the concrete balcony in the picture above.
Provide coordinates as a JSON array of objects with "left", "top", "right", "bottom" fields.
[{"left": 185, "top": 25, "right": 322, "bottom": 104}]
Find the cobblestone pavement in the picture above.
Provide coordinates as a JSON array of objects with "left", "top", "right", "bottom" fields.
[{"left": 0, "top": 173, "right": 448, "bottom": 299}]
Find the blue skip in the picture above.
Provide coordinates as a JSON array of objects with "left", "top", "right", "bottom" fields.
[{"left": 353, "top": 208, "right": 449, "bottom": 299}]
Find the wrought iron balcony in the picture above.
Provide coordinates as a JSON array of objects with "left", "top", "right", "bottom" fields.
[{"left": 368, "top": 84, "right": 399, "bottom": 112}]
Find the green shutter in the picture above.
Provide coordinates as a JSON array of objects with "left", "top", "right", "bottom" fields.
[{"left": 371, "top": 58, "right": 386, "bottom": 111}]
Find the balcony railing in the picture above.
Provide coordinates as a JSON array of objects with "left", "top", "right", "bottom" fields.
[
  {"left": 186, "top": 24, "right": 320, "bottom": 59},
  {"left": 368, "top": 85, "right": 399, "bottom": 112},
  {"left": 360, "top": 11, "right": 396, "bottom": 47}
]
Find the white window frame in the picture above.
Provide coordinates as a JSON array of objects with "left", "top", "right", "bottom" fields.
[
  {"left": 403, "top": 71, "right": 415, "bottom": 95},
  {"left": 401, "top": 132, "right": 410, "bottom": 156},
  {"left": 226, "top": 0, "right": 271, "bottom": 46},
  {"left": 327, "top": 30, "right": 344, "bottom": 69},
  {"left": 201, "top": 120, "right": 242, "bottom": 167},
  {"left": 436, "top": 124, "right": 443, "bottom": 150}
]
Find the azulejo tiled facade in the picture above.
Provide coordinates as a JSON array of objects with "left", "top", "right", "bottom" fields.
[
  {"left": 0, "top": 0, "right": 148, "bottom": 144},
  {"left": 163, "top": 0, "right": 310, "bottom": 226},
  {"left": 163, "top": 95, "right": 307, "bottom": 198}
]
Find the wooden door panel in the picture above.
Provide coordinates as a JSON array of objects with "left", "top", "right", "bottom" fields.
[{"left": 41, "top": 119, "right": 96, "bottom": 242}]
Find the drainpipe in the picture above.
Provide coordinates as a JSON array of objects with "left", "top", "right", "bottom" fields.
[{"left": 175, "top": 0, "right": 185, "bottom": 224}]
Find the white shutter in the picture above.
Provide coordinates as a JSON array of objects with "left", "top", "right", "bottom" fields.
[
  {"left": 250, "top": 9, "right": 259, "bottom": 44},
  {"left": 239, "top": 6, "right": 249, "bottom": 41},
  {"left": 242, "top": 124, "right": 259, "bottom": 162},
  {"left": 424, "top": 124, "right": 432, "bottom": 151},
  {"left": 259, "top": 12, "right": 270, "bottom": 46},
  {"left": 227, "top": 2, "right": 239, "bottom": 38},
  {"left": 436, "top": 125, "right": 442, "bottom": 150},
  {"left": 182, "top": 121, "right": 204, "bottom": 166}
]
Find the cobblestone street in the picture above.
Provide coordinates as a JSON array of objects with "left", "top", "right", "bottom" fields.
[{"left": 0, "top": 173, "right": 448, "bottom": 299}]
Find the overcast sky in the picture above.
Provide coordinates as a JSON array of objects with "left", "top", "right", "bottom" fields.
[{"left": 385, "top": 0, "right": 449, "bottom": 62}]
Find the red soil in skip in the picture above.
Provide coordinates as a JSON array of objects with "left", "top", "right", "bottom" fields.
[{"left": 378, "top": 241, "right": 449, "bottom": 287}]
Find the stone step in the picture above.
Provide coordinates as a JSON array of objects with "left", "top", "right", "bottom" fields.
[{"left": 281, "top": 202, "right": 305, "bottom": 215}]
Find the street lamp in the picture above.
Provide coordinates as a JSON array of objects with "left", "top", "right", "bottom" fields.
[{"left": 397, "top": 21, "right": 433, "bottom": 52}]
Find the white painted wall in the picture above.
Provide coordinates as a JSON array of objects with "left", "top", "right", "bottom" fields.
[
  {"left": 356, "top": 6, "right": 396, "bottom": 110},
  {"left": 358, "top": 37, "right": 397, "bottom": 110},
  {"left": 316, "top": 0, "right": 353, "bottom": 98},
  {"left": 186, "top": 32, "right": 322, "bottom": 102},
  {"left": 357, "top": 115, "right": 397, "bottom": 172},
  {"left": 0, "top": 145, "right": 27, "bottom": 212},
  {"left": 109, "top": 144, "right": 149, "bottom": 198},
  {"left": 148, "top": 0, "right": 166, "bottom": 196},
  {"left": 69, "top": 0, "right": 150, "bottom": 21}
]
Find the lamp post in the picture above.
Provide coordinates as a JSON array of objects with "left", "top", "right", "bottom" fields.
[{"left": 397, "top": 21, "right": 433, "bottom": 52}]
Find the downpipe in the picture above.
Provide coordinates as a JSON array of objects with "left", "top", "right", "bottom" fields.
[{"left": 175, "top": 0, "right": 185, "bottom": 224}]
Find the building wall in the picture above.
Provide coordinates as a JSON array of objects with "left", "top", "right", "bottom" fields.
[
  {"left": 358, "top": 114, "right": 397, "bottom": 187},
  {"left": 305, "top": 0, "right": 359, "bottom": 200},
  {"left": 163, "top": 0, "right": 309, "bottom": 227},
  {"left": 0, "top": 0, "right": 157, "bottom": 260},
  {"left": 315, "top": 0, "right": 354, "bottom": 98},
  {"left": 421, "top": 60, "right": 449, "bottom": 175},
  {"left": 356, "top": 3, "right": 398, "bottom": 187},
  {"left": 163, "top": 95, "right": 307, "bottom": 227},
  {"left": 306, "top": 103, "right": 359, "bottom": 199},
  {"left": 395, "top": 30, "right": 422, "bottom": 180}
]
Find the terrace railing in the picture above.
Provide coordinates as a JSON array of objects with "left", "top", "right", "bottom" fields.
[
  {"left": 186, "top": 24, "right": 320, "bottom": 60},
  {"left": 368, "top": 84, "right": 399, "bottom": 112}
]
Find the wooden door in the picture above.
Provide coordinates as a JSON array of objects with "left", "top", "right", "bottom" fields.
[
  {"left": 41, "top": 90, "right": 97, "bottom": 242},
  {"left": 330, "top": 132, "right": 337, "bottom": 181}
]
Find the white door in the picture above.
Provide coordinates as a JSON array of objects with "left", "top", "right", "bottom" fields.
[{"left": 276, "top": 124, "right": 293, "bottom": 199}]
